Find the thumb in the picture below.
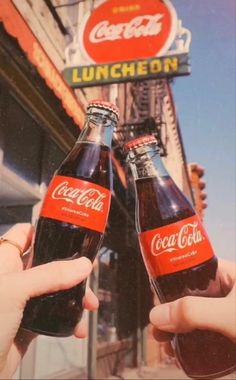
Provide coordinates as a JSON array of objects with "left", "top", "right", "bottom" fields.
[
  {"left": 6, "top": 257, "right": 92, "bottom": 305},
  {"left": 149, "top": 290, "right": 236, "bottom": 341}
]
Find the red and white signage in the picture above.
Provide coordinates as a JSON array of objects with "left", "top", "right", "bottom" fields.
[{"left": 79, "top": 0, "right": 178, "bottom": 64}]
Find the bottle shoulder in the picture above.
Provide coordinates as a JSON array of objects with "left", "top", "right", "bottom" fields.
[
  {"left": 136, "top": 175, "right": 195, "bottom": 231},
  {"left": 57, "top": 142, "right": 112, "bottom": 189}
]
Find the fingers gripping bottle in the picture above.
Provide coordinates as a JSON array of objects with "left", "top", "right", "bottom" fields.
[
  {"left": 125, "top": 135, "right": 236, "bottom": 379},
  {"left": 21, "top": 100, "right": 119, "bottom": 337}
]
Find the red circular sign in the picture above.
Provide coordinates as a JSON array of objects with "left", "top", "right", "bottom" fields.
[{"left": 79, "top": 0, "right": 177, "bottom": 64}]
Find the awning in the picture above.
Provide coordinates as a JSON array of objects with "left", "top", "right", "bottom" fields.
[{"left": 0, "top": 0, "right": 84, "bottom": 128}]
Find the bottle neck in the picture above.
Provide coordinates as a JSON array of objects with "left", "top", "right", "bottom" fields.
[
  {"left": 127, "top": 144, "right": 168, "bottom": 180},
  {"left": 77, "top": 106, "right": 117, "bottom": 148}
]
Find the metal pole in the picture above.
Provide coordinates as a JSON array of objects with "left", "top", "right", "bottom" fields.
[
  {"left": 87, "top": 264, "right": 99, "bottom": 379},
  {"left": 136, "top": 264, "right": 142, "bottom": 369},
  {"left": 141, "top": 326, "right": 147, "bottom": 365}
]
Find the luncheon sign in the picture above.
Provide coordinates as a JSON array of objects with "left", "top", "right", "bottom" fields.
[{"left": 63, "top": 0, "right": 191, "bottom": 88}]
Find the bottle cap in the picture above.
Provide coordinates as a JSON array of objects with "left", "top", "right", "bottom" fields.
[
  {"left": 124, "top": 135, "right": 157, "bottom": 152},
  {"left": 87, "top": 99, "right": 119, "bottom": 119}
]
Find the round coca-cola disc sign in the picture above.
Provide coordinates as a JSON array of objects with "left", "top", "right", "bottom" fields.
[{"left": 79, "top": 0, "right": 178, "bottom": 64}]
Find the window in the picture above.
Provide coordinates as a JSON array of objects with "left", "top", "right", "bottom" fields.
[{"left": 98, "top": 247, "right": 119, "bottom": 344}]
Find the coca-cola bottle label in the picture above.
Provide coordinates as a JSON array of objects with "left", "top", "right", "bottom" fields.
[
  {"left": 139, "top": 215, "right": 214, "bottom": 277},
  {"left": 40, "top": 175, "right": 111, "bottom": 233}
]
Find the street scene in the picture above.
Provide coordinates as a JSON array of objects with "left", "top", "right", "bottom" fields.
[{"left": 0, "top": 0, "right": 235, "bottom": 379}]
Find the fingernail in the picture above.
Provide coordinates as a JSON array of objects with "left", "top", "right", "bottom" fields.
[{"left": 150, "top": 304, "right": 171, "bottom": 327}]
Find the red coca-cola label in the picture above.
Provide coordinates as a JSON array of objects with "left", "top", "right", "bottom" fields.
[
  {"left": 40, "top": 175, "right": 111, "bottom": 233},
  {"left": 139, "top": 215, "right": 214, "bottom": 277},
  {"left": 79, "top": 0, "right": 177, "bottom": 63}
]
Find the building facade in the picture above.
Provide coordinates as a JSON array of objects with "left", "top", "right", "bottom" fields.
[{"left": 0, "top": 1, "right": 206, "bottom": 379}]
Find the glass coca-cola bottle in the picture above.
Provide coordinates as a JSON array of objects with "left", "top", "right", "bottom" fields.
[
  {"left": 125, "top": 134, "right": 236, "bottom": 379},
  {"left": 21, "top": 100, "right": 119, "bottom": 337}
]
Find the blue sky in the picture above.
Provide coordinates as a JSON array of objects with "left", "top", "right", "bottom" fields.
[{"left": 170, "top": 0, "right": 236, "bottom": 261}]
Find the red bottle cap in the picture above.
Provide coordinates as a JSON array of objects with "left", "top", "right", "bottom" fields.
[
  {"left": 87, "top": 99, "right": 119, "bottom": 119},
  {"left": 124, "top": 135, "right": 157, "bottom": 151}
]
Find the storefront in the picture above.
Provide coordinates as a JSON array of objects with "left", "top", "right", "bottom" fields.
[
  {"left": 0, "top": 2, "right": 152, "bottom": 378},
  {"left": 0, "top": 10, "right": 90, "bottom": 377},
  {"left": 0, "top": 1, "right": 197, "bottom": 379}
]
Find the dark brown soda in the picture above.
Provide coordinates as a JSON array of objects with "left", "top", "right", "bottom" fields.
[
  {"left": 21, "top": 142, "right": 112, "bottom": 337},
  {"left": 136, "top": 175, "right": 236, "bottom": 379}
]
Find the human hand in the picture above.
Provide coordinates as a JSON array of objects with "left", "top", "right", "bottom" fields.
[
  {"left": 0, "top": 224, "right": 99, "bottom": 379},
  {"left": 149, "top": 259, "right": 236, "bottom": 357}
]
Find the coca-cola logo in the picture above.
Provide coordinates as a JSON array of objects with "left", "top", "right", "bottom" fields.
[
  {"left": 52, "top": 181, "right": 106, "bottom": 212},
  {"left": 89, "top": 14, "right": 164, "bottom": 43},
  {"left": 151, "top": 222, "right": 204, "bottom": 256},
  {"left": 79, "top": 0, "right": 177, "bottom": 63}
]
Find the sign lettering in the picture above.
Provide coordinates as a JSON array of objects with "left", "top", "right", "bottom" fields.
[
  {"left": 79, "top": 0, "right": 177, "bottom": 63},
  {"left": 63, "top": 54, "right": 190, "bottom": 88}
]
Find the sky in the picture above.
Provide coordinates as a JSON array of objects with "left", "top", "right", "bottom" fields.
[{"left": 170, "top": 0, "right": 236, "bottom": 261}]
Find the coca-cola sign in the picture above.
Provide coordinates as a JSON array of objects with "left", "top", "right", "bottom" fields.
[
  {"left": 63, "top": 0, "right": 191, "bottom": 87},
  {"left": 79, "top": 0, "right": 178, "bottom": 64}
]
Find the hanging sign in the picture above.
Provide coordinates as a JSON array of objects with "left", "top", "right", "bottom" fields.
[
  {"left": 63, "top": 53, "right": 190, "bottom": 88},
  {"left": 63, "top": 0, "right": 191, "bottom": 87},
  {"left": 79, "top": 0, "right": 177, "bottom": 63}
]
